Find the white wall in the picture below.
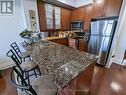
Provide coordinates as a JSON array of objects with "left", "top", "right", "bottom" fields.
[
  {"left": 22, "top": 0, "right": 40, "bottom": 31},
  {"left": 0, "top": 0, "right": 39, "bottom": 57},
  {"left": 0, "top": 0, "right": 25, "bottom": 57},
  {"left": 106, "top": 0, "right": 126, "bottom": 68}
]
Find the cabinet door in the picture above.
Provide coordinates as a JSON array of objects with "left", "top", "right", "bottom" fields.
[
  {"left": 92, "top": 0, "right": 107, "bottom": 18},
  {"left": 84, "top": 5, "right": 93, "bottom": 31},
  {"left": 61, "top": 8, "right": 71, "bottom": 30},
  {"left": 50, "top": 38, "right": 68, "bottom": 46},
  {"left": 71, "top": 7, "right": 85, "bottom": 21},
  {"left": 37, "top": 2, "right": 47, "bottom": 31},
  {"left": 77, "top": 7, "right": 85, "bottom": 21},
  {"left": 105, "top": 0, "right": 122, "bottom": 16},
  {"left": 55, "top": 6, "right": 61, "bottom": 29},
  {"left": 45, "top": 4, "right": 54, "bottom": 29},
  {"left": 71, "top": 9, "right": 79, "bottom": 21},
  {"left": 76, "top": 63, "right": 95, "bottom": 95},
  {"left": 78, "top": 39, "right": 87, "bottom": 52}
]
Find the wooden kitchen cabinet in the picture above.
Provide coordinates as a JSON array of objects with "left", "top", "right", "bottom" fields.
[
  {"left": 78, "top": 39, "right": 87, "bottom": 52},
  {"left": 37, "top": 1, "right": 47, "bottom": 31},
  {"left": 50, "top": 38, "right": 68, "bottom": 46},
  {"left": 37, "top": 1, "right": 72, "bottom": 31},
  {"left": 84, "top": 5, "right": 93, "bottom": 31},
  {"left": 75, "top": 63, "right": 95, "bottom": 95},
  {"left": 71, "top": 4, "right": 93, "bottom": 31},
  {"left": 71, "top": 7, "right": 85, "bottom": 21},
  {"left": 78, "top": 7, "right": 85, "bottom": 21},
  {"left": 71, "top": 9, "right": 79, "bottom": 21},
  {"left": 71, "top": 0, "right": 122, "bottom": 31},
  {"left": 68, "top": 38, "right": 87, "bottom": 52},
  {"left": 61, "top": 8, "right": 71, "bottom": 30},
  {"left": 92, "top": 0, "right": 107, "bottom": 18},
  {"left": 58, "top": 63, "right": 95, "bottom": 95},
  {"left": 105, "top": 0, "right": 122, "bottom": 17}
]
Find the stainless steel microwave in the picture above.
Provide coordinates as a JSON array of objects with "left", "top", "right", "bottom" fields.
[{"left": 70, "top": 21, "right": 83, "bottom": 30}]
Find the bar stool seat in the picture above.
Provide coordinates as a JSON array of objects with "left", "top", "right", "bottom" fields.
[
  {"left": 10, "top": 42, "right": 31, "bottom": 62},
  {"left": 19, "top": 52, "right": 30, "bottom": 59},
  {"left": 7, "top": 49, "right": 41, "bottom": 85},
  {"left": 31, "top": 75, "right": 57, "bottom": 95},
  {"left": 20, "top": 60, "right": 37, "bottom": 71}
]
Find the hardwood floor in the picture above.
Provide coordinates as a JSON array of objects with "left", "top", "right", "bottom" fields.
[
  {"left": 0, "top": 63, "right": 126, "bottom": 95},
  {"left": 0, "top": 69, "right": 17, "bottom": 95},
  {"left": 91, "top": 63, "right": 126, "bottom": 95}
]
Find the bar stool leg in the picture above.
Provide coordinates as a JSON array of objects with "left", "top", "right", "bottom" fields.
[
  {"left": 23, "top": 58, "right": 25, "bottom": 62},
  {"left": 34, "top": 69, "right": 37, "bottom": 78},
  {"left": 25, "top": 72, "right": 30, "bottom": 85},
  {"left": 37, "top": 66, "right": 41, "bottom": 76}
]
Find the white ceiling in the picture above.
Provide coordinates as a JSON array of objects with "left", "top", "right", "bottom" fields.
[{"left": 57, "top": 0, "right": 93, "bottom": 7}]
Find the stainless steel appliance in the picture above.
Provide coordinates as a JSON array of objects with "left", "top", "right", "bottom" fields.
[
  {"left": 70, "top": 21, "right": 83, "bottom": 32},
  {"left": 88, "top": 17, "right": 118, "bottom": 66},
  {"left": 70, "top": 20, "right": 85, "bottom": 39}
]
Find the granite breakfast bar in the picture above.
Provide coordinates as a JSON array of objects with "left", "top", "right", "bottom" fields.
[{"left": 23, "top": 41, "right": 98, "bottom": 95}]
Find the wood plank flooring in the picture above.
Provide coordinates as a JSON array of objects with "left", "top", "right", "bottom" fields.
[
  {"left": 0, "top": 63, "right": 126, "bottom": 95},
  {"left": 91, "top": 63, "right": 126, "bottom": 95},
  {"left": 0, "top": 69, "right": 17, "bottom": 95}
]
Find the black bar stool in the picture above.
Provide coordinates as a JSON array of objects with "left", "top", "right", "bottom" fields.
[
  {"left": 10, "top": 42, "right": 31, "bottom": 62},
  {"left": 7, "top": 49, "right": 41, "bottom": 85},
  {"left": 10, "top": 66, "right": 58, "bottom": 95}
]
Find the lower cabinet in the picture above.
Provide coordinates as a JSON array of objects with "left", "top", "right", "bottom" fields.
[
  {"left": 50, "top": 38, "right": 68, "bottom": 46},
  {"left": 68, "top": 38, "right": 87, "bottom": 52},
  {"left": 57, "top": 63, "right": 95, "bottom": 95},
  {"left": 50, "top": 38, "right": 87, "bottom": 52},
  {"left": 78, "top": 39, "right": 87, "bottom": 52}
]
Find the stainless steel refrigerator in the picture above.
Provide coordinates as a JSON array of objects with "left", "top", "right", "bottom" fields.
[{"left": 88, "top": 17, "right": 118, "bottom": 66}]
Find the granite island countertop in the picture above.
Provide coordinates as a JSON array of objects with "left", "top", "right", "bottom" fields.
[{"left": 23, "top": 41, "right": 98, "bottom": 89}]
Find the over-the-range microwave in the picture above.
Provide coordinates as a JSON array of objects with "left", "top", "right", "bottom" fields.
[{"left": 70, "top": 21, "right": 83, "bottom": 30}]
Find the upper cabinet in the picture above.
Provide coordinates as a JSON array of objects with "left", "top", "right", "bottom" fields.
[
  {"left": 84, "top": 5, "right": 93, "bottom": 31},
  {"left": 71, "top": 0, "right": 122, "bottom": 31},
  {"left": 37, "top": 0, "right": 122, "bottom": 31},
  {"left": 105, "top": 0, "right": 122, "bottom": 17},
  {"left": 37, "top": 1, "right": 71, "bottom": 31},
  {"left": 55, "top": 6, "right": 61, "bottom": 29},
  {"left": 45, "top": 4, "right": 61, "bottom": 30},
  {"left": 61, "top": 8, "right": 71, "bottom": 30},
  {"left": 45, "top": 4, "right": 53, "bottom": 29},
  {"left": 71, "top": 7, "right": 85, "bottom": 21},
  {"left": 37, "top": 2, "right": 47, "bottom": 31},
  {"left": 92, "top": 0, "right": 107, "bottom": 18}
]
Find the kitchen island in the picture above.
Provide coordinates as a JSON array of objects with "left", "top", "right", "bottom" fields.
[{"left": 23, "top": 41, "right": 98, "bottom": 95}]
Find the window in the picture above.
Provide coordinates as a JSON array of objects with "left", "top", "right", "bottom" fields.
[{"left": 45, "top": 4, "right": 53, "bottom": 29}]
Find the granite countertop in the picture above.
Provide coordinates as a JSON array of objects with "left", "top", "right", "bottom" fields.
[{"left": 23, "top": 41, "right": 98, "bottom": 88}]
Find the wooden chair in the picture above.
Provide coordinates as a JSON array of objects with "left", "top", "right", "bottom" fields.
[
  {"left": 10, "top": 66, "right": 58, "bottom": 95},
  {"left": 10, "top": 42, "right": 31, "bottom": 62},
  {"left": 7, "top": 49, "right": 41, "bottom": 85}
]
